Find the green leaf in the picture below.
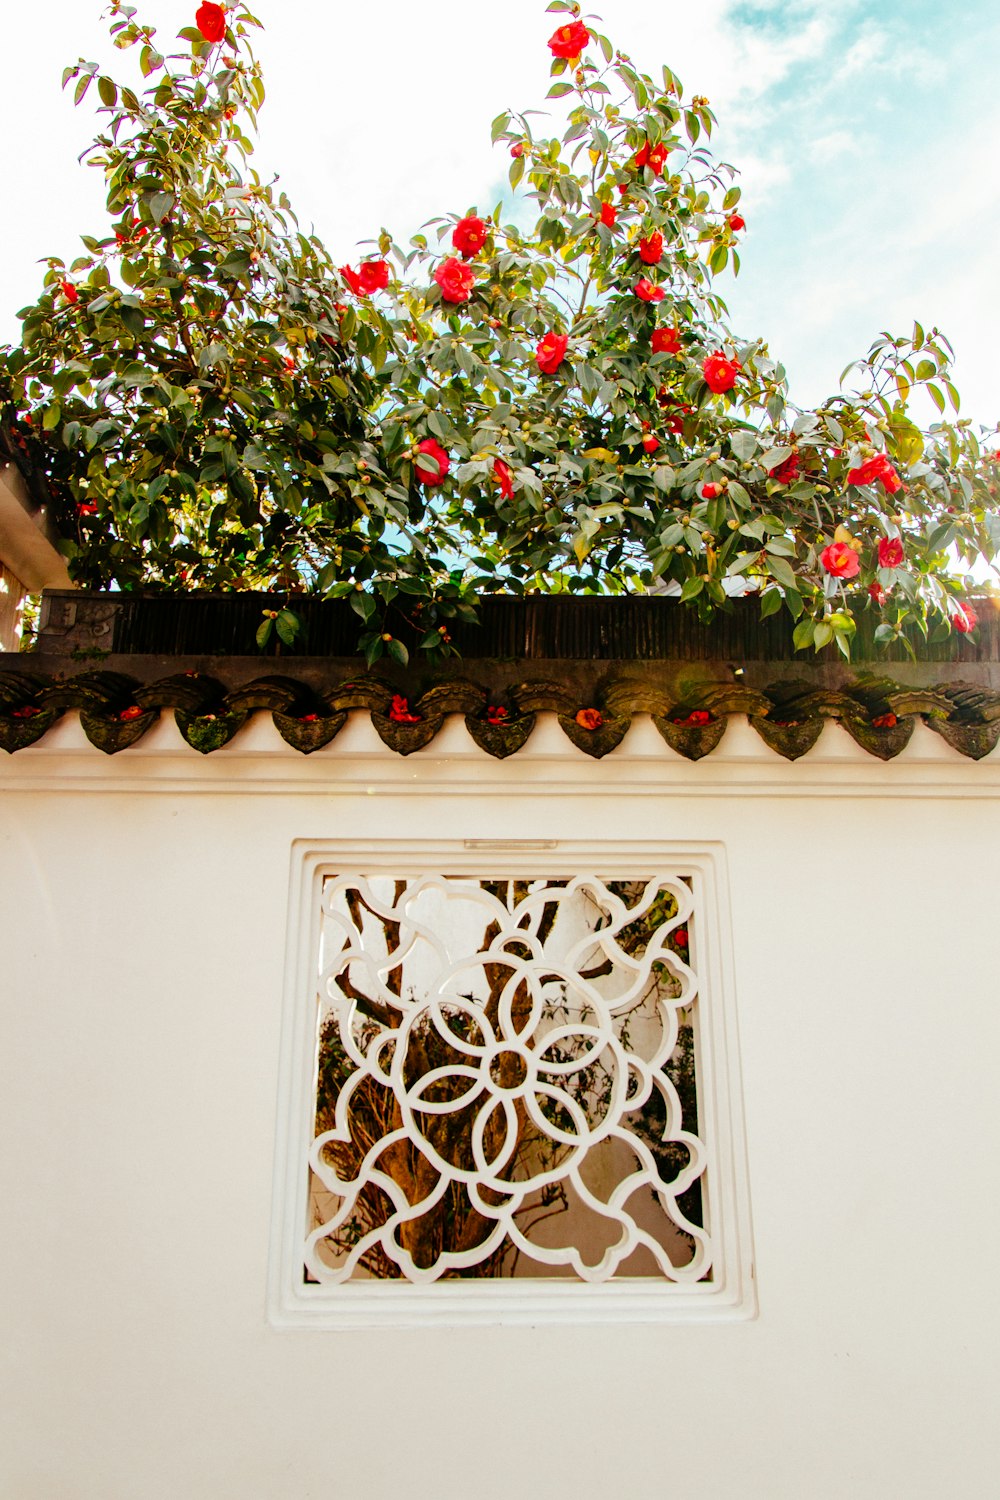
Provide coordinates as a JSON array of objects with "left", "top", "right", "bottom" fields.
[
  {"left": 386, "top": 637, "right": 409, "bottom": 666},
  {"left": 729, "top": 431, "right": 758, "bottom": 462},
  {"left": 149, "top": 192, "right": 175, "bottom": 225},
  {"left": 792, "top": 618, "right": 815, "bottom": 650},
  {"left": 97, "top": 75, "right": 118, "bottom": 107},
  {"left": 766, "top": 554, "right": 798, "bottom": 591},
  {"left": 255, "top": 618, "right": 274, "bottom": 649},
  {"left": 275, "top": 609, "right": 302, "bottom": 647}
]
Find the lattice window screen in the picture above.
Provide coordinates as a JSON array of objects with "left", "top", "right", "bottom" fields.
[{"left": 270, "top": 845, "right": 754, "bottom": 1325}]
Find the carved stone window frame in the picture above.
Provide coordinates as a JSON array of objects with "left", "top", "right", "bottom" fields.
[{"left": 268, "top": 839, "right": 756, "bottom": 1328}]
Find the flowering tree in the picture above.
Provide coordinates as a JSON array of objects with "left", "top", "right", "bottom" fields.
[{"left": 1, "top": 0, "right": 996, "bottom": 663}]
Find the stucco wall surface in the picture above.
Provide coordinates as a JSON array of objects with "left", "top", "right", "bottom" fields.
[{"left": 2, "top": 712, "right": 999, "bottom": 1500}]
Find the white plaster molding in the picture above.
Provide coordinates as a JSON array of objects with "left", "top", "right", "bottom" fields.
[
  {"left": 1, "top": 709, "right": 997, "bottom": 799},
  {"left": 0, "top": 463, "right": 74, "bottom": 594}
]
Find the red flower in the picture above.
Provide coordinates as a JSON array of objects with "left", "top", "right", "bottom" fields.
[
  {"left": 674, "top": 926, "right": 689, "bottom": 947},
  {"left": 115, "top": 223, "right": 147, "bottom": 247},
  {"left": 60, "top": 281, "right": 78, "bottom": 304},
  {"left": 635, "top": 278, "right": 665, "bottom": 303},
  {"left": 358, "top": 259, "right": 390, "bottom": 294},
  {"left": 652, "top": 326, "right": 681, "bottom": 356},
  {"left": 597, "top": 201, "right": 617, "bottom": 229},
  {"left": 702, "top": 352, "right": 740, "bottom": 393},
  {"left": 847, "top": 454, "right": 902, "bottom": 494},
  {"left": 871, "top": 712, "right": 897, "bottom": 729},
  {"left": 493, "top": 457, "right": 514, "bottom": 500},
  {"left": 486, "top": 705, "right": 508, "bottom": 725},
  {"left": 673, "top": 710, "right": 712, "bottom": 726},
  {"left": 878, "top": 536, "right": 904, "bottom": 569},
  {"left": 283, "top": 355, "right": 296, "bottom": 372},
  {"left": 548, "top": 20, "right": 590, "bottom": 58},
  {"left": 195, "top": 2, "right": 227, "bottom": 44},
  {"left": 510, "top": 142, "right": 525, "bottom": 159},
  {"left": 10, "top": 705, "right": 41, "bottom": 718},
  {"left": 728, "top": 212, "right": 745, "bottom": 232},
  {"left": 868, "top": 581, "right": 887, "bottom": 606},
  {"left": 634, "top": 141, "right": 668, "bottom": 176},
  {"left": 951, "top": 601, "right": 978, "bottom": 634},
  {"left": 638, "top": 231, "right": 663, "bottom": 264},
  {"left": 413, "top": 438, "right": 450, "bottom": 486},
  {"left": 658, "top": 390, "right": 693, "bottom": 433},
  {"left": 536, "top": 331, "right": 569, "bottom": 375},
  {"left": 642, "top": 435, "right": 660, "bottom": 455},
  {"left": 118, "top": 705, "right": 145, "bottom": 722},
  {"left": 298, "top": 713, "right": 319, "bottom": 723},
  {"left": 389, "top": 695, "right": 422, "bottom": 724},
  {"left": 452, "top": 216, "right": 488, "bottom": 259},
  {"left": 433, "top": 256, "right": 475, "bottom": 304},
  {"left": 339, "top": 264, "right": 364, "bottom": 296},
  {"left": 701, "top": 482, "right": 723, "bottom": 500},
  {"left": 76, "top": 500, "right": 98, "bottom": 516},
  {"left": 771, "top": 452, "right": 800, "bottom": 485},
  {"left": 820, "top": 542, "right": 860, "bottom": 579},
  {"left": 575, "top": 708, "right": 604, "bottom": 731}
]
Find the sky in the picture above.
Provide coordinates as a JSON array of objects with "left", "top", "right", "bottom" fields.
[{"left": 1, "top": 0, "right": 997, "bottom": 430}]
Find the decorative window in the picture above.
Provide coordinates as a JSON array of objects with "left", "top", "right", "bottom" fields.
[{"left": 270, "top": 842, "right": 754, "bottom": 1326}]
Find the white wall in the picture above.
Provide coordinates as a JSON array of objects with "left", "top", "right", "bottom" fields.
[{"left": 2, "top": 712, "right": 998, "bottom": 1499}]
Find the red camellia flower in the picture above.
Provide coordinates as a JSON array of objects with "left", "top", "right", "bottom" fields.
[
  {"left": 771, "top": 452, "right": 800, "bottom": 485},
  {"left": 60, "top": 281, "right": 78, "bottom": 304},
  {"left": 433, "top": 256, "right": 475, "bottom": 304},
  {"left": 536, "top": 331, "right": 569, "bottom": 374},
  {"left": 11, "top": 705, "right": 41, "bottom": 718},
  {"left": 868, "top": 581, "right": 887, "bottom": 606},
  {"left": 493, "top": 457, "right": 514, "bottom": 500},
  {"left": 878, "top": 536, "right": 904, "bottom": 569},
  {"left": 642, "top": 435, "right": 660, "bottom": 454},
  {"left": 820, "top": 541, "right": 861, "bottom": 579},
  {"left": 674, "top": 926, "right": 689, "bottom": 947},
  {"left": 673, "top": 710, "right": 711, "bottom": 726},
  {"left": 298, "top": 713, "right": 319, "bottom": 723},
  {"left": 452, "top": 215, "right": 488, "bottom": 259},
  {"left": 598, "top": 201, "right": 617, "bottom": 229},
  {"left": 635, "top": 278, "right": 665, "bottom": 303},
  {"left": 195, "top": 2, "right": 227, "bottom": 44},
  {"left": 951, "top": 601, "right": 978, "bottom": 633},
  {"left": 634, "top": 141, "right": 668, "bottom": 176},
  {"left": 118, "top": 705, "right": 145, "bottom": 722},
  {"left": 389, "top": 695, "right": 422, "bottom": 724},
  {"left": 702, "top": 352, "right": 740, "bottom": 393},
  {"left": 486, "top": 705, "right": 508, "bottom": 725},
  {"left": 358, "top": 259, "right": 390, "bottom": 294},
  {"left": 728, "top": 212, "right": 745, "bottom": 232},
  {"left": 339, "top": 264, "right": 364, "bottom": 296},
  {"left": 701, "top": 482, "right": 723, "bottom": 500},
  {"left": 76, "top": 500, "right": 98, "bottom": 516},
  {"left": 871, "top": 712, "right": 897, "bottom": 729},
  {"left": 847, "top": 454, "right": 902, "bottom": 494},
  {"left": 413, "top": 438, "right": 450, "bottom": 486},
  {"left": 575, "top": 708, "right": 604, "bottom": 731},
  {"left": 548, "top": 20, "right": 590, "bottom": 58},
  {"left": 510, "top": 142, "right": 525, "bottom": 159},
  {"left": 651, "top": 325, "right": 681, "bottom": 356},
  {"left": 638, "top": 231, "right": 663, "bottom": 264}
]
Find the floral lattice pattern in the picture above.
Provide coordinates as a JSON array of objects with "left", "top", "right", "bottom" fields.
[{"left": 306, "top": 875, "right": 711, "bottom": 1284}]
